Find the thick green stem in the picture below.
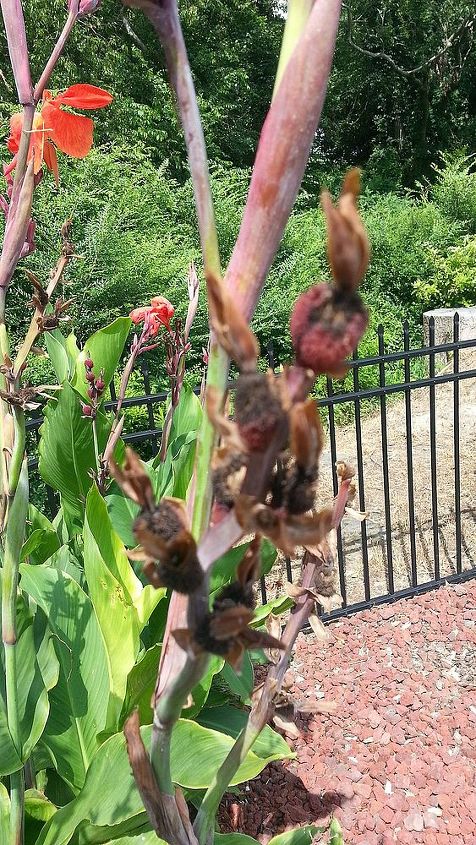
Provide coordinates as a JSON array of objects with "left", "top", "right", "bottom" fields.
[
  {"left": 8, "top": 769, "right": 24, "bottom": 845},
  {"left": 150, "top": 654, "right": 208, "bottom": 795},
  {"left": 91, "top": 418, "right": 101, "bottom": 477},
  {"left": 2, "top": 459, "right": 29, "bottom": 845},
  {"left": 273, "top": 0, "right": 314, "bottom": 97}
]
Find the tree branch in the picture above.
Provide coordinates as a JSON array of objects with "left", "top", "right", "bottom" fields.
[{"left": 345, "top": 5, "right": 476, "bottom": 80}]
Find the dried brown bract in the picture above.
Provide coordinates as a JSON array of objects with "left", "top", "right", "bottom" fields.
[
  {"left": 206, "top": 386, "right": 247, "bottom": 454},
  {"left": 235, "top": 494, "right": 333, "bottom": 556},
  {"left": 289, "top": 399, "right": 324, "bottom": 472},
  {"left": 36, "top": 297, "right": 74, "bottom": 332},
  {"left": 0, "top": 384, "right": 61, "bottom": 411},
  {"left": 212, "top": 448, "right": 247, "bottom": 511},
  {"left": 321, "top": 168, "right": 370, "bottom": 292},
  {"left": 206, "top": 271, "right": 259, "bottom": 371},
  {"left": 110, "top": 448, "right": 203, "bottom": 594}
]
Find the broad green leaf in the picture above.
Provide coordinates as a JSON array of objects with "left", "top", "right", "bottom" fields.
[
  {"left": 79, "top": 829, "right": 163, "bottom": 845},
  {"left": 72, "top": 318, "right": 131, "bottom": 399},
  {"left": 85, "top": 486, "right": 164, "bottom": 629},
  {"left": 21, "top": 528, "right": 61, "bottom": 565},
  {"left": 183, "top": 656, "right": 224, "bottom": 718},
  {"left": 28, "top": 503, "right": 56, "bottom": 533},
  {"left": 219, "top": 653, "right": 254, "bottom": 703},
  {"left": 20, "top": 564, "right": 110, "bottom": 791},
  {"left": 0, "top": 590, "right": 59, "bottom": 775},
  {"left": 197, "top": 706, "right": 293, "bottom": 764},
  {"left": 44, "top": 331, "right": 71, "bottom": 383},
  {"left": 38, "top": 383, "right": 114, "bottom": 522},
  {"left": 120, "top": 643, "right": 161, "bottom": 726},
  {"left": 0, "top": 783, "right": 10, "bottom": 842},
  {"left": 104, "top": 493, "right": 139, "bottom": 548},
  {"left": 169, "top": 382, "right": 202, "bottom": 442},
  {"left": 47, "top": 545, "right": 85, "bottom": 586},
  {"left": 268, "top": 826, "right": 324, "bottom": 845},
  {"left": 24, "top": 789, "right": 57, "bottom": 822},
  {"left": 210, "top": 539, "right": 277, "bottom": 596},
  {"left": 84, "top": 487, "right": 141, "bottom": 729},
  {"left": 37, "top": 719, "right": 291, "bottom": 845},
  {"left": 215, "top": 835, "right": 260, "bottom": 845},
  {"left": 251, "top": 595, "right": 293, "bottom": 627}
]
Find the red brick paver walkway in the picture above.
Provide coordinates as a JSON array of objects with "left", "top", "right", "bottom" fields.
[{"left": 221, "top": 581, "right": 476, "bottom": 844}]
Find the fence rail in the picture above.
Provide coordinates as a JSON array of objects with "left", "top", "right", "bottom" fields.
[{"left": 26, "top": 315, "right": 476, "bottom": 618}]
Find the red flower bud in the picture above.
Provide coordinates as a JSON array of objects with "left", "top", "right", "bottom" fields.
[
  {"left": 85, "top": 371, "right": 95, "bottom": 383},
  {"left": 95, "top": 378, "right": 105, "bottom": 392},
  {"left": 87, "top": 387, "right": 96, "bottom": 400},
  {"left": 82, "top": 403, "right": 92, "bottom": 416},
  {"left": 290, "top": 284, "right": 368, "bottom": 375},
  {"left": 84, "top": 358, "right": 94, "bottom": 369}
]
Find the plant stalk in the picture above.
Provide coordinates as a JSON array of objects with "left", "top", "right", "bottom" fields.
[
  {"left": 273, "top": 0, "right": 315, "bottom": 97},
  {"left": 34, "top": 9, "right": 77, "bottom": 102},
  {"left": 2, "top": 459, "right": 29, "bottom": 845}
]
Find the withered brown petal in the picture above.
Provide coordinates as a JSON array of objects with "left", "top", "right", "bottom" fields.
[
  {"left": 206, "top": 386, "right": 248, "bottom": 453},
  {"left": 237, "top": 535, "right": 262, "bottom": 587},
  {"left": 209, "top": 605, "right": 255, "bottom": 640},
  {"left": 321, "top": 168, "right": 370, "bottom": 292},
  {"left": 206, "top": 271, "right": 259, "bottom": 371},
  {"left": 239, "top": 627, "right": 285, "bottom": 653},
  {"left": 289, "top": 398, "right": 324, "bottom": 470},
  {"left": 110, "top": 447, "right": 155, "bottom": 510}
]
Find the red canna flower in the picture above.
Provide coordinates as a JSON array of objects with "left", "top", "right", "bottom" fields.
[
  {"left": 6, "top": 84, "right": 112, "bottom": 184},
  {"left": 129, "top": 296, "right": 175, "bottom": 338}
]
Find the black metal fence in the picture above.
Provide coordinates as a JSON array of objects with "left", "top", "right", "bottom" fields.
[{"left": 26, "top": 316, "right": 476, "bottom": 617}]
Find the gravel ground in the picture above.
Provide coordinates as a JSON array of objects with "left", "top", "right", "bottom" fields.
[{"left": 219, "top": 580, "right": 476, "bottom": 844}]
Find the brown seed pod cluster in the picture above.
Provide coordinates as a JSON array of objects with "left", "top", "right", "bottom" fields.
[
  {"left": 174, "top": 539, "right": 284, "bottom": 670},
  {"left": 110, "top": 449, "right": 203, "bottom": 595}
]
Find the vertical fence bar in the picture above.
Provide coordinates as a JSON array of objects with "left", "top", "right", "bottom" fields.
[
  {"left": 285, "top": 556, "right": 292, "bottom": 583},
  {"left": 326, "top": 376, "right": 347, "bottom": 607},
  {"left": 403, "top": 321, "right": 418, "bottom": 587},
  {"left": 260, "top": 576, "right": 267, "bottom": 605},
  {"left": 140, "top": 358, "right": 158, "bottom": 453},
  {"left": 378, "top": 325, "right": 394, "bottom": 594},
  {"left": 109, "top": 379, "right": 117, "bottom": 402},
  {"left": 352, "top": 350, "right": 370, "bottom": 602},
  {"left": 453, "top": 313, "right": 462, "bottom": 574},
  {"left": 428, "top": 317, "right": 440, "bottom": 580},
  {"left": 267, "top": 339, "right": 275, "bottom": 371}
]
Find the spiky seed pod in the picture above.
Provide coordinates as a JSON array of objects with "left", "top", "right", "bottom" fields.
[
  {"left": 234, "top": 372, "right": 286, "bottom": 452},
  {"left": 290, "top": 284, "right": 368, "bottom": 375},
  {"left": 212, "top": 452, "right": 247, "bottom": 509},
  {"left": 133, "top": 498, "right": 203, "bottom": 594}
]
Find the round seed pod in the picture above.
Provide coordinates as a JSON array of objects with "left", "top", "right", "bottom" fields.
[{"left": 290, "top": 284, "right": 368, "bottom": 375}]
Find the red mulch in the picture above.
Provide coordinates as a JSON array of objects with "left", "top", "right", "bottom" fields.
[{"left": 219, "top": 580, "right": 476, "bottom": 844}]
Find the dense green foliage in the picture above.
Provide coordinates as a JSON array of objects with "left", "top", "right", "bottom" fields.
[
  {"left": 1, "top": 0, "right": 475, "bottom": 180},
  {"left": 5, "top": 149, "right": 475, "bottom": 401}
]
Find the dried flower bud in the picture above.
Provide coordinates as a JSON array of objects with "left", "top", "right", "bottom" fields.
[
  {"left": 206, "top": 271, "right": 259, "bottom": 371},
  {"left": 290, "top": 283, "right": 368, "bottom": 376},
  {"left": 234, "top": 372, "right": 286, "bottom": 452},
  {"left": 321, "top": 168, "right": 370, "bottom": 292},
  {"left": 133, "top": 498, "right": 203, "bottom": 594}
]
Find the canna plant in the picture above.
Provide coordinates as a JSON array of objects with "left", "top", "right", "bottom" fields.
[{"left": 0, "top": 1, "right": 370, "bottom": 845}]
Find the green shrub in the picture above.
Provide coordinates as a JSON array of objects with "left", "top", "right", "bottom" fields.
[
  {"left": 414, "top": 235, "right": 476, "bottom": 308},
  {"left": 430, "top": 151, "right": 476, "bottom": 233}
]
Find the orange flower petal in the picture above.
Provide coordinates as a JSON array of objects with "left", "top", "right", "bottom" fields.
[
  {"left": 54, "top": 84, "right": 113, "bottom": 110},
  {"left": 7, "top": 112, "right": 23, "bottom": 154},
  {"left": 43, "top": 141, "right": 59, "bottom": 185},
  {"left": 42, "top": 103, "right": 93, "bottom": 158}
]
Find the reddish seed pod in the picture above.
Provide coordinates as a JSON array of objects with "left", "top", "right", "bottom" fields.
[
  {"left": 234, "top": 372, "right": 285, "bottom": 452},
  {"left": 82, "top": 403, "right": 92, "bottom": 416},
  {"left": 87, "top": 387, "right": 96, "bottom": 400},
  {"left": 85, "top": 371, "right": 95, "bottom": 383},
  {"left": 290, "top": 283, "right": 368, "bottom": 375},
  {"left": 95, "top": 378, "right": 105, "bottom": 392},
  {"left": 84, "top": 358, "right": 94, "bottom": 370}
]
